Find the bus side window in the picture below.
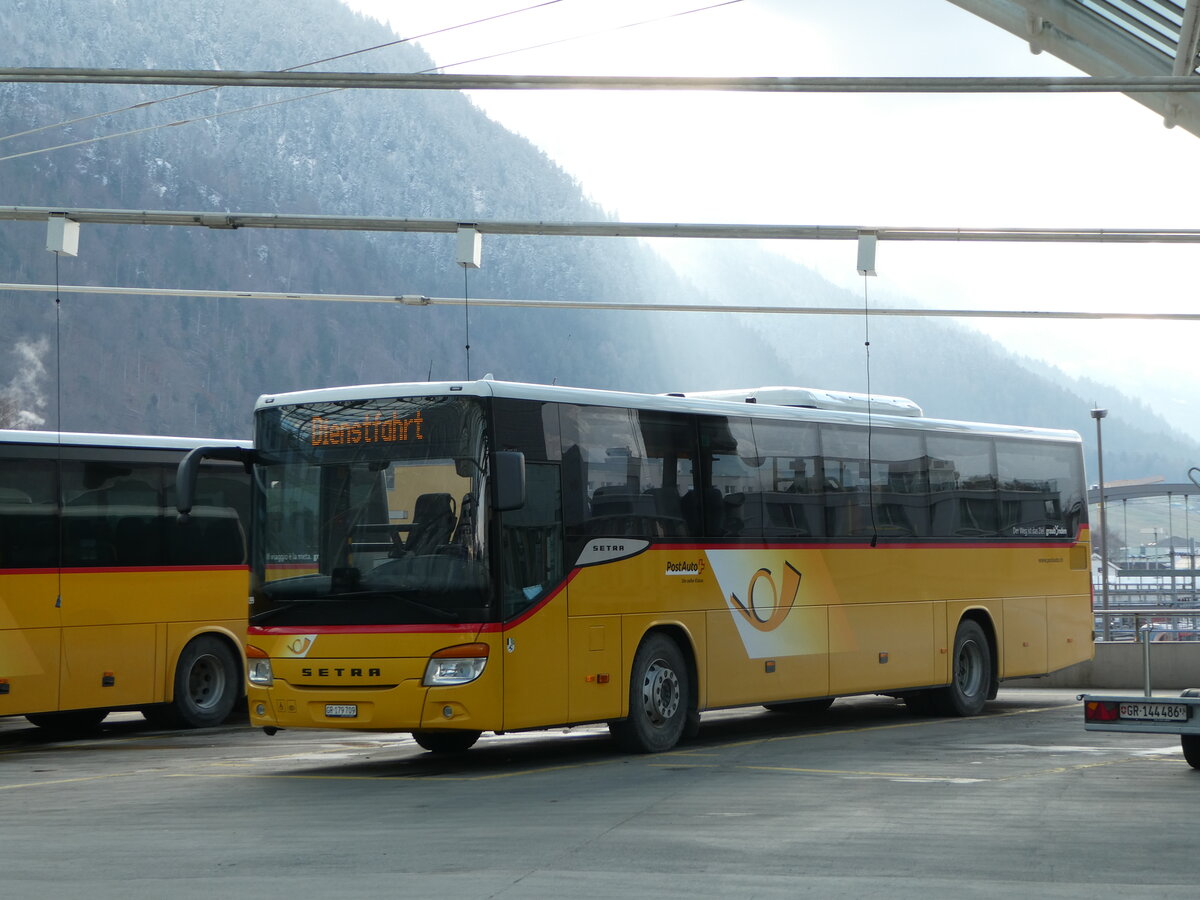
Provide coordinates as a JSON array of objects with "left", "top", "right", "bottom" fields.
[
  {"left": 0, "top": 455, "right": 57, "bottom": 569},
  {"left": 870, "top": 430, "right": 930, "bottom": 538},
  {"left": 997, "top": 440, "right": 1080, "bottom": 537},
  {"left": 561, "top": 405, "right": 695, "bottom": 541},
  {"left": 170, "top": 468, "right": 249, "bottom": 565},
  {"left": 928, "top": 435, "right": 999, "bottom": 538},
  {"left": 61, "top": 462, "right": 166, "bottom": 567},
  {"left": 699, "top": 415, "right": 758, "bottom": 538},
  {"left": 745, "top": 419, "right": 824, "bottom": 538},
  {"left": 819, "top": 425, "right": 873, "bottom": 538}
]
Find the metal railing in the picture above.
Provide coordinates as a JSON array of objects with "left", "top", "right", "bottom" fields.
[{"left": 1094, "top": 608, "right": 1200, "bottom": 641}]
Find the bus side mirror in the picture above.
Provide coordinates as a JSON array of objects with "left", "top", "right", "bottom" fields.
[
  {"left": 176, "top": 445, "right": 255, "bottom": 517},
  {"left": 493, "top": 450, "right": 525, "bottom": 512}
]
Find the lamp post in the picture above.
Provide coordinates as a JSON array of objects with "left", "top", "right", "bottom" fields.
[{"left": 1091, "top": 407, "right": 1111, "bottom": 641}]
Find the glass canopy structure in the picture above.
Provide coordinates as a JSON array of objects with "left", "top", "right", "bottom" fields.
[{"left": 950, "top": 1, "right": 1200, "bottom": 135}]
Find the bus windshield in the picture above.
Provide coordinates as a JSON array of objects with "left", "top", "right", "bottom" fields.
[{"left": 250, "top": 396, "right": 492, "bottom": 627}]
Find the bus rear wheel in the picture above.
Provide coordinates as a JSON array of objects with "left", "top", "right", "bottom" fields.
[
  {"left": 143, "top": 635, "right": 241, "bottom": 729},
  {"left": 610, "top": 633, "right": 690, "bottom": 754},
  {"left": 412, "top": 730, "right": 481, "bottom": 753},
  {"left": 933, "top": 619, "right": 991, "bottom": 717}
]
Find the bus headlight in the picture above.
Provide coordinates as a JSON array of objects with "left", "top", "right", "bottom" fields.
[
  {"left": 246, "top": 644, "right": 274, "bottom": 687},
  {"left": 424, "top": 643, "right": 489, "bottom": 686}
]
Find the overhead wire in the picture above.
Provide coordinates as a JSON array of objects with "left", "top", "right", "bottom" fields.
[
  {"left": 427, "top": 0, "right": 743, "bottom": 73},
  {"left": 0, "top": 86, "right": 212, "bottom": 144},
  {"left": 0, "top": 93, "right": 344, "bottom": 162},
  {"left": 0, "top": 0, "right": 565, "bottom": 152},
  {"left": 0, "top": 0, "right": 743, "bottom": 164}
]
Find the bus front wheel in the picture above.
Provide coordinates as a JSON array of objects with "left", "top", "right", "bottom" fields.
[
  {"left": 610, "top": 633, "right": 690, "bottom": 754},
  {"left": 412, "top": 730, "right": 481, "bottom": 753}
]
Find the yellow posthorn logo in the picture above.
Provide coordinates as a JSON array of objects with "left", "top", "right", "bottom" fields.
[
  {"left": 288, "top": 636, "right": 313, "bottom": 655},
  {"left": 729, "top": 562, "right": 802, "bottom": 632}
]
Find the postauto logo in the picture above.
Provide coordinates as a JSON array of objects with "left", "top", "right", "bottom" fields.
[
  {"left": 706, "top": 552, "right": 813, "bottom": 659},
  {"left": 729, "top": 562, "right": 801, "bottom": 632},
  {"left": 664, "top": 558, "right": 705, "bottom": 577}
]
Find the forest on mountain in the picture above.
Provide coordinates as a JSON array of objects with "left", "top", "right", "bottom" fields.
[{"left": 1, "top": 0, "right": 1196, "bottom": 483}]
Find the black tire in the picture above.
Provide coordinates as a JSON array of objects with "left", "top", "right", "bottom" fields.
[
  {"left": 764, "top": 698, "right": 835, "bottom": 715},
  {"left": 1182, "top": 735, "right": 1200, "bottom": 769},
  {"left": 25, "top": 708, "right": 108, "bottom": 734},
  {"left": 412, "top": 730, "right": 481, "bottom": 753},
  {"left": 146, "top": 635, "right": 241, "bottom": 729},
  {"left": 610, "top": 632, "right": 690, "bottom": 753},
  {"left": 933, "top": 619, "right": 992, "bottom": 717}
]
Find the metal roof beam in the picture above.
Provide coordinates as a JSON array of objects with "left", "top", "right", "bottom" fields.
[
  {"left": 948, "top": 0, "right": 1200, "bottom": 134},
  {"left": 5, "top": 67, "right": 1200, "bottom": 92},
  {"left": 5, "top": 206, "right": 1200, "bottom": 242},
  {"left": 1175, "top": 0, "right": 1200, "bottom": 74}
]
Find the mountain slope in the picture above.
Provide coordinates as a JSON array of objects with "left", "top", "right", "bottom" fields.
[{"left": 1, "top": 0, "right": 1195, "bottom": 483}]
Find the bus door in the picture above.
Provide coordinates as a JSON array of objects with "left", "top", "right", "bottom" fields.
[
  {"left": 498, "top": 461, "right": 569, "bottom": 730},
  {"left": 0, "top": 451, "right": 62, "bottom": 715}
]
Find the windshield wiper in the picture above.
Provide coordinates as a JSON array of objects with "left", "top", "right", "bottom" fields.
[
  {"left": 335, "top": 590, "right": 461, "bottom": 623},
  {"left": 250, "top": 602, "right": 301, "bottom": 623},
  {"left": 257, "top": 573, "right": 331, "bottom": 602}
]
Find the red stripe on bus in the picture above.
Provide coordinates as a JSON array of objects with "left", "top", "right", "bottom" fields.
[
  {"left": 249, "top": 623, "right": 485, "bottom": 635},
  {"left": 492, "top": 571, "right": 577, "bottom": 629},
  {"left": 642, "top": 539, "right": 1086, "bottom": 552},
  {"left": 48, "top": 566, "right": 248, "bottom": 573}
]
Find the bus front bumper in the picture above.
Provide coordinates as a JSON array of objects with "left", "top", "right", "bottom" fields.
[{"left": 247, "top": 673, "right": 500, "bottom": 733}]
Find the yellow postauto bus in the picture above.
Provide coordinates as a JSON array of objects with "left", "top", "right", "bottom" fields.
[
  {"left": 0, "top": 430, "right": 250, "bottom": 732},
  {"left": 181, "top": 380, "right": 1092, "bottom": 754}
]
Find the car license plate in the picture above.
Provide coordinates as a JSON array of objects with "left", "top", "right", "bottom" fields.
[
  {"left": 325, "top": 704, "right": 358, "bottom": 718},
  {"left": 1119, "top": 702, "right": 1189, "bottom": 723}
]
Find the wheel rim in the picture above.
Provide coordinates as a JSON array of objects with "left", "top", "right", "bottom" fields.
[
  {"left": 187, "top": 652, "right": 227, "bottom": 712},
  {"left": 954, "top": 638, "right": 985, "bottom": 698},
  {"left": 639, "top": 658, "right": 680, "bottom": 726}
]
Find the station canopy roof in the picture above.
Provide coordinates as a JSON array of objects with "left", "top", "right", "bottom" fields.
[{"left": 949, "top": 0, "right": 1200, "bottom": 136}]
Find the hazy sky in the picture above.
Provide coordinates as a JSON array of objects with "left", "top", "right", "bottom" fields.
[{"left": 340, "top": 0, "right": 1200, "bottom": 440}]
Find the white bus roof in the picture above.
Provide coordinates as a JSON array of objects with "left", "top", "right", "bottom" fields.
[
  {"left": 256, "top": 379, "right": 1082, "bottom": 444},
  {"left": 0, "top": 430, "right": 249, "bottom": 451},
  {"left": 667, "top": 386, "right": 923, "bottom": 417}
]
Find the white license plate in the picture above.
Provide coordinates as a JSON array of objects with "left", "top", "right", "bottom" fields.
[
  {"left": 1119, "top": 702, "right": 1189, "bottom": 722},
  {"left": 325, "top": 704, "right": 358, "bottom": 718}
]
